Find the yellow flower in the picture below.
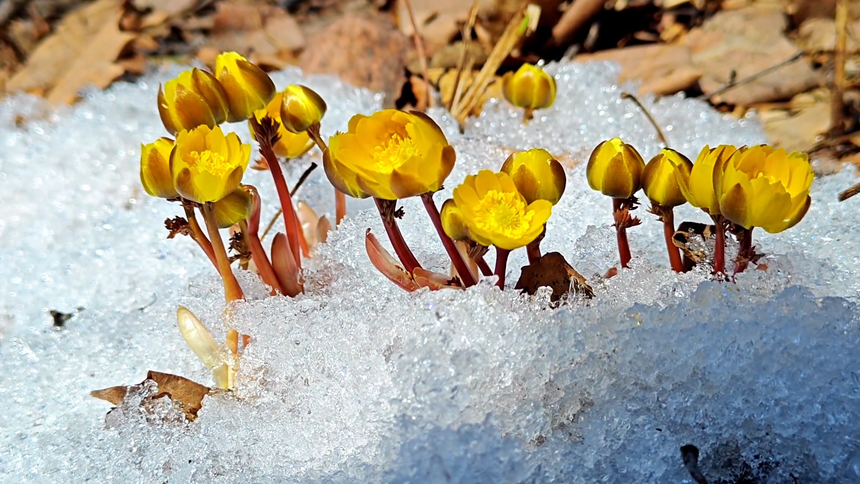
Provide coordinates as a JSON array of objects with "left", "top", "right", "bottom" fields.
[
  {"left": 452, "top": 170, "right": 552, "bottom": 250},
  {"left": 324, "top": 109, "right": 455, "bottom": 200},
  {"left": 250, "top": 92, "right": 314, "bottom": 159},
  {"left": 440, "top": 199, "right": 471, "bottom": 241},
  {"left": 280, "top": 85, "right": 327, "bottom": 134},
  {"left": 214, "top": 52, "right": 276, "bottom": 122},
  {"left": 674, "top": 145, "right": 738, "bottom": 214},
  {"left": 642, "top": 148, "right": 692, "bottom": 207},
  {"left": 213, "top": 186, "right": 253, "bottom": 228},
  {"left": 500, "top": 148, "right": 566, "bottom": 205},
  {"left": 171, "top": 125, "right": 251, "bottom": 203},
  {"left": 140, "top": 137, "right": 179, "bottom": 199},
  {"left": 157, "top": 68, "right": 229, "bottom": 135},
  {"left": 717, "top": 145, "right": 813, "bottom": 233},
  {"left": 502, "top": 63, "right": 556, "bottom": 110},
  {"left": 586, "top": 138, "right": 645, "bottom": 199}
]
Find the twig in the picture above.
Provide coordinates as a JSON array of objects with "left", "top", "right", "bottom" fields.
[
  {"left": 680, "top": 445, "right": 708, "bottom": 484},
  {"left": 260, "top": 163, "right": 317, "bottom": 241},
  {"left": 621, "top": 92, "right": 668, "bottom": 147},
  {"left": 696, "top": 52, "right": 805, "bottom": 101},
  {"left": 292, "top": 162, "right": 318, "bottom": 195},
  {"left": 832, "top": 0, "right": 849, "bottom": 137},
  {"left": 838, "top": 181, "right": 860, "bottom": 201},
  {"left": 403, "top": 0, "right": 433, "bottom": 108},
  {"left": 550, "top": 0, "right": 605, "bottom": 48},
  {"left": 452, "top": 5, "right": 538, "bottom": 125}
]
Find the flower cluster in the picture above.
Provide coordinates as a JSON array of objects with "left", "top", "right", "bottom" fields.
[
  {"left": 140, "top": 52, "right": 331, "bottom": 388},
  {"left": 585, "top": 138, "right": 814, "bottom": 275}
]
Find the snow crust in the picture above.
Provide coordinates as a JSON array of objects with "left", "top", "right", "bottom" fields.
[{"left": 1, "top": 61, "right": 859, "bottom": 483}]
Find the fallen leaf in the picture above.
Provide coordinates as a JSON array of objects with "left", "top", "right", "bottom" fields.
[
  {"left": 684, "top": 3, "right": 820, "bottom": 105},
  {"left": 299, "top": 15, "right": 410, "bottom": 108},
  {"left": 576, "top": 44, "right": 702, "bottom": 96},
  {"left": 203, "top": 3, "right": 304, "bottom": 69},
  {"left": 796, "top": 17, "right": 860, "bottom": 53},
  {"left": 761, "top": 98, "right": 830, "bottom": 152},
  {"left": 91, "top": 370, "right": 211, "bottom": 422},
  {"left": 514, "top": 252, "right": 593, "bottom": 303},
  {"left": 7, "top": 0, "right": 135, "bottom": 104},
  {"left": 132, "top": 0, "right": 199, "bottom": 18}
]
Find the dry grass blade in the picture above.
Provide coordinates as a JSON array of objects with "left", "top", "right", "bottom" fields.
[
  {"left": 450, "top": 0, "right": 481, "bottom": 113},
  {"left": 831, "top": 0, "right": 849, "bottom": 137},
  {"left": 403, "top": 0, "right": 432, "bottom": 108},
  {"left": 451, "top": 5, "right": 540, "bottom": 125}
]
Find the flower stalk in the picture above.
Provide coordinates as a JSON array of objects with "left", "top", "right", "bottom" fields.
[
  {"left": 711, "top": 214, "right": 726, "bottom": 275},
  {"left": 306, "top": 121, "right": 346, "bottom": 225},
  {"left": 734, "top": 226, "right": 754, "bottom": 275},
  {"left": 650, "top": 203, "right": 683, "bottom": 272},
  {"left": 182, "top": 203, "right": 219, "bottom": 272},
  {"left": 252, "top": 116, "right": 306, "bottom": 267},
  {"left": 494, "top": 248, "right": 511, "bottom": 288},
  {"left": 200, "top": 202, "right": 245, "bottom": 302},
  {"left": 239, "top": 200, "right": 282, "bottom": 295},
  {"left": 375, "top": 198, "right": 422, "bottom": 272},
  {"left": 420, "top": 192, "right": 476, "bottom": 287},
  {"left": 613, "top": 198, "right": 639, "bottom": 268}
]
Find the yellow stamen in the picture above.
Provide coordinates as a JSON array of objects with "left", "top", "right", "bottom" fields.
[
  {"left": 372, "top": 133, "right": 419, "bottom": 174},
  {"left": 188, "top": 150, "right": 231, "bottom": 178},
  {"left": 473, "top": 190, "right": 533, "bottom": 238}
]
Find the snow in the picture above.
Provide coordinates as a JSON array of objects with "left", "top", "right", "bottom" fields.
[{"left": 1, "top": 61, "right": 859, "bottom": 483}]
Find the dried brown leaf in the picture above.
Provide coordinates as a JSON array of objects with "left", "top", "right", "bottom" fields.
[
  {"left": 7, "top": 0, "right": 134, "bottom": 104},
  {"left": 685, "top": 4, "right": 819, "bottom": 105},
  {"left": 576, "top": 44, "right": 701, "bottom": 96},
  {"left": 299, "top": 15, "right": 409, "bottom": 108},
  {"left": 514, "top": 252, "right": 593, "bottom": 303},
  {"left": 91, "top": 370, "right": 211, "bottom": 421}
]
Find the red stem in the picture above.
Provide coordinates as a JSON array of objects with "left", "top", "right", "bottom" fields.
[
  {"left": 494, "top": 248, "right": 510, "bottom": 289},
  {"left": 308, "top": 123, "right": 346, "bottom": 225},
  {"left": 613, "top": 198, "right": 632, "bottom": 268},
  {"left": 183, "top": 205, "right": 219, "bottom": 273},
  {"left": 712, "top": 214, "right": 726, "bottom": 275},
  {"left": 420, "top": 193, "right": 476, "bottom": 287},
  {"left": 240, "top": 220, "right": 283, "bottom": 295},
  {"left": 262, "top": 147, "right": 303, "bottom": 270},
  {"left": 374, "top": 198, "right": 422, "bottom": 272},
  {"left": 661, "top": 207, "right": 684, "bottom": 272},
  {"left": 201, "top": 203, "right": 245, "bottom": 303},
  {"left": 734, "top": 226, "right": 753, "bottom": 274},
  {"left": 477, "top": 256, "right": 492, "bottom": 277}
]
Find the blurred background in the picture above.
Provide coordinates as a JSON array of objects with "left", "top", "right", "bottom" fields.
[{"left": 0, "top": 0, "right": 858, "bottom": 170}]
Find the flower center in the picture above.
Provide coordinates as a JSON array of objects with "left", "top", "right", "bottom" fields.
[
  {"left": 372, "top": 133, "right": 419, "bottom": 174},
  {"left": 188, "top": 150, "right": 231, "bottom": 178},
  {"left": 473, "top": 190, "right": 533, "bottom": 238}
]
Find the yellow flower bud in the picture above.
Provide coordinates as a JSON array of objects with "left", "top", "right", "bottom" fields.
[
  {"left": 214, "top": 52, "right": 276, "bottom": 122},
  {"left": 157, "top": 68, "right": 229, "bottom": 135},
  {"left": 452, "top": 170, "right": 552, "bottom": 250},
  {"left": 280, "top": 85, "right": 327, "bottom": 134},
  {"left": 140, "top": 137, "right": 179, "bottom": 199},
  {"left": 501, "top": 63, "right": 556, "bottom": 110},
  {"left": 674, "top": 144, "right": 738, "bottom": 214},
  {"left": 250, "top": 91, "right": 314, "bottom": 159},
  {"left": 440, "top": 199, "right": 471, "bottom": 241},
  {"left": 642, "top": 148, "right": 692, "bottom": 207},
  {"left": 171, "top": 125, "right": 251, "bottom": 203},
  {"left": 324, "top": 110, "right": 455, "bottom": 200},
  {"left": 500, "top": 148, "right": 566, "bottom": 205},
  {"left": 717, "top": 145, "right": 813, "bottom": 233},
  {"left": 212, "top": 186, "right": 253, "bottom": 228},
  {"left": 586, "top": 138, "right": 645, "bottom": 199}
]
